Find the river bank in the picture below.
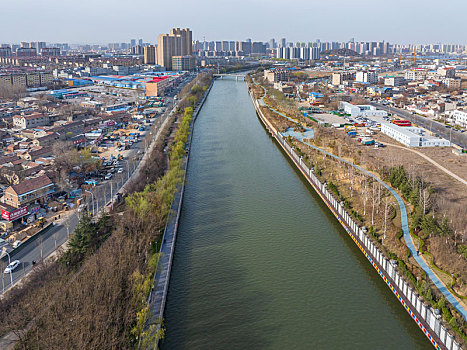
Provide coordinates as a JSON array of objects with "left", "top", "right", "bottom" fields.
[
  {"left": 161, "top": 77, "right": 430, "bottom": 349},
  {"left": 144, "top": 77, "right": 214, "bottom": 349},
  {"left": 246, "top": 78, "right": 463, "bottom": 350}
]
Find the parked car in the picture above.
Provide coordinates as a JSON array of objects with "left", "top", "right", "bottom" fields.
[
  {"left": 104, "top": 173, "right": 113, "bottom": 180},
  {"left": 12, "top": 240, "right": 22, "bottom": 248},
  {"left": 4, "top": 260, "right": 20, "bottom": 273},
  {"left": 117, "top": 168, "right": 123, "bottom": 174}
]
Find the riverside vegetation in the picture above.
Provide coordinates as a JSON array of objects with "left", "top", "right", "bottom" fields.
[
  {"left": 248, "top": 71, "right": 467, "bottom": 346},
  {"left": 0, "top": 72, "right": 212, "bottom": 349}
]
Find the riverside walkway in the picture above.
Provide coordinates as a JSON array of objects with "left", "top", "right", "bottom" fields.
[{"left": 255, "top": 82, "right": 467, "bottom": 322}]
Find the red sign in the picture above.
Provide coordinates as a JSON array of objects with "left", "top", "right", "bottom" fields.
[{"left": 1, "top": 207, "right": 28, "bottom": 221}]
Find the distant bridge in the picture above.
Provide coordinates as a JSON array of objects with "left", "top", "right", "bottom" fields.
[{"left": 213, "top": 74, "right": 245, "bottom": 81}]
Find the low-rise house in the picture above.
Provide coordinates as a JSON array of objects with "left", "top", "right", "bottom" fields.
[
  {"left": 0, "top": 174, "right": 54, "bottom": 209},
  {"left": 13, "top": 113, "right": 50, "bottom": 129},
  {"left": 20, "top": 146, "right": 53, "bottom": 161}
]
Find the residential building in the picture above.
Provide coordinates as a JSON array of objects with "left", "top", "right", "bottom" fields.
[
  {"left": 449, "top": 110, "right": 467, "bottom": 128},
  {"left": 0, "top": 47, "right": 12, "bottom": 57},
  {"left": 40, "top": 47, "right": 60, "bottom": 56},
  {"left": 264, "top": 69, "right": 289, "bottom": 83},
  {"left": 384, "top": 76, "right": 405, "bottom": 86},
  {"left": 0, "top": 174, "right": 54, "bottom": 209},
  {"left": 443, "top": 78, "right": 461, "bottom": 90},
  {"left": 356, "top": 70, "right": 378, "bottom": 84},
  {"left": 331, "top": 71, "right": 355, "bottom": 86},
  {"left": 144, "top": 45, "right": 156, "bottom": 64},
  {"left": 172, "top": 55, "right": 195, "bottom": 71},
  {"left": 405, "top": 69, "right": 426, "bottom": 81},
  {"left": 156, "top": 28, "right": 192, "bottom": 70},
  {"left": 437, "top": 67, "right": 456, "bottom": 78},
  {"left": 16, "top": 47, "right": 36, "bottom": 57},
  {"left": 13, "top": 113, "right": 49, "bottom": 129}
]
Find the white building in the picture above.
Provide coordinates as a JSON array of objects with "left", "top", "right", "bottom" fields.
[
  {"left": 449, "top": 110, "right": 467, "bottom": 128},
  {"left": 356, "top": 70, "right": 378, "bottom": 84},
  {"left": 339, "top": 101, "right": 388, "bottom": 117},
  {"left": 384, "top": 76, "right": 405, "bottom": 86},
  {"left": 381, "top": 123, "right": 451, "bottom": 147},
  {"left": 405, "top": 69, "right": 427, "bottom": 81}
]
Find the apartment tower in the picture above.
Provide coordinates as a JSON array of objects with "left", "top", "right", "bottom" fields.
[
  {"left": 156, "top": 28, "right": 193, "bottom": 70},
  {"left": 144, "top": 45, "right": 156, "bottom": 64}
]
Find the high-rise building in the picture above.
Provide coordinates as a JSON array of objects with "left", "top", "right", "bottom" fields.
[
  {"left": 280, "top": 38, "right": 286, "bottom": 47},
  {"left": 144, "top": 45, "right": 156, "bottom": 64},
  {"left": 41, "top": 47, "right": 60, "bottom": 56},
  {"left": 0, "top": 47, "right": 12, "bottom": 57},
  {"left": 156, "top": 28, "right": 193, "bottom": 70},
  {"left": 130, "top": 39, "right": 136, "bottom": 47},
  {"left": 138, "top": 39, "right": 143, "bottom": 47},
  {"left": 36, "top": 42, "right": 46, "bottom": 51},
  {"left": 269, "top": 38, "right": 276, "bottom": 49}
]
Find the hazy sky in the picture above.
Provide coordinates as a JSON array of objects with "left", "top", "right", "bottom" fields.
[{"left": 1, "top": 0, "right": 465, "bottom": 44}]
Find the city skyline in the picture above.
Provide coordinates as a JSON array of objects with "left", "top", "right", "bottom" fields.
[{"left": 1, "top": 0, "right": 466, "bottom": 44}]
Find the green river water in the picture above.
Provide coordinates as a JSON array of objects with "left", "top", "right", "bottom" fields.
[{"left": 161, "top": 78, "right": 431, "bottom": 349}]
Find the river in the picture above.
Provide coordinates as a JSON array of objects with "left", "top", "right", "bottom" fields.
[{"left": 161, "top": 78, "right": 431, "bottom": 349}]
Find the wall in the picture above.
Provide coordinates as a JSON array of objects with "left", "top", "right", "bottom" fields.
[
  {"left": 248, "top": 85, "right": 462, "bottom": 350},
  {"left": 144, "top": 78, "right": 214, "bottom": 349}
]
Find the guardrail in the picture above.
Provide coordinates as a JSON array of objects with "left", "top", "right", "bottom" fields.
[
  {"left": 143, "top": 79, "right": 214, "bottom": 349},
  {"left": 249, "top": 87, "right": 462, "bottom": 350}
]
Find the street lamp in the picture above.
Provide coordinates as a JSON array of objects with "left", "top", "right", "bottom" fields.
[
  {"left": 120, "top": 159, "right": 131, "bottom": 183},
  {"left": 2, "top": 248, "right": 13, "bottom": 286},
  {"left": 84, "top": 190, "right": 95, "bottom": 217}
]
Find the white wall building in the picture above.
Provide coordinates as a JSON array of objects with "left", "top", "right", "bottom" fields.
[
  {"left": 384, "top": 76, "right": 405, "bottom": 86},
  {"left": 449, "top": 110, "right": 467, "bottom": 128},
  {"left": 356, "top": 70, "right": 378, "bottom": 84},
  {"left": 405, "top": 69, "right": 427, "bottom": 81},
  {"left": 381, "top": 123, "right": 451, "bottom": 147},
  {"left": 339, "top": 101, "right": 388, "bottom": 117}
]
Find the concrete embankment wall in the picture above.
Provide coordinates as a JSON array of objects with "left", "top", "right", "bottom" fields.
[
  {"left": 247, "top": 86, "right": 461, "bottom": 350},
  {"left": 145, "top": 79, "right": 214, "bottom": 349}
]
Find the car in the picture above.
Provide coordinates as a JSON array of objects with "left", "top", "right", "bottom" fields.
[
  {"left": 4, "top": 260, "right": 20, "bottom": 274},
  {"left": 104, "top": 173, "right": 113, "bottom": 180},
  {"left": 12, "top": 240, "right": 22, "bottom": 249},
  {"left": 117, "top": 168, "right": 123, "bottom": 174}
]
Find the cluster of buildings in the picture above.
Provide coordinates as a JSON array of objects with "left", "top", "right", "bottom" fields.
[
  {"left": 0, "top": 98, "right": 134, "bottom": 230},
  {"left": 143, "top": 28, "right": 194, "bottom": 71},
  {"left": 0, "top": 67, "right": 54, "bottom": 89}
]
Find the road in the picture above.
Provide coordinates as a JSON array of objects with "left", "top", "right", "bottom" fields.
[
  {"left": 0, "top": 74, "right": 197, "bottom": 296},
  {"left": 369, "top": 102, "right": 467, "bottom": 148}
]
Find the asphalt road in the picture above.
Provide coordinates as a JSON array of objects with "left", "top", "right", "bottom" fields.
[
  {"left": 369, "top": 102, "right": 467, "bottom": 148},
  {"left": 0, "top": 75, "right": 194, "bottom": 296}
]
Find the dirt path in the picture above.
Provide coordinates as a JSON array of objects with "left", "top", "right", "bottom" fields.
[{"left": 384, "top": 142, "right": 467, "bottom": 186}]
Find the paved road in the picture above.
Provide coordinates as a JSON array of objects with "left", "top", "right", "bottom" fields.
[
  {"left": 0, "top": 75, "right": 196, "bottom": 296},
  {"left": 369, "top": 102, "right": 467, "bottom": 148}
]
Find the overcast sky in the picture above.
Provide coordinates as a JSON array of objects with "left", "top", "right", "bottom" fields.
[{"left": 1, "top": 0, "right": 465, "bottom": 45}]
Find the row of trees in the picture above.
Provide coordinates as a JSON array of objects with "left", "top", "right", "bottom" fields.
[{"left": 0, "top": 73, "right": 213, "bottom": 349}]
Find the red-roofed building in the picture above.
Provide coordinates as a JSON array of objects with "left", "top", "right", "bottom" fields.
[{"left": 145, "top": 76, "right": 173, "bottom": 97}]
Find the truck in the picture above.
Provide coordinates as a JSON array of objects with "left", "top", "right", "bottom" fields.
[{"left": 361, "top": 138, "right": 375, "bottom": 145}]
